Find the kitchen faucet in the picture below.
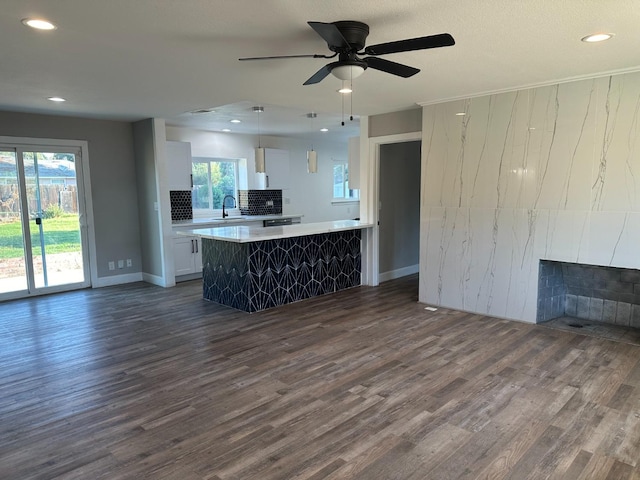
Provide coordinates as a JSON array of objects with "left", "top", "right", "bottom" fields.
[{"left": 222, "top": 194, "right": 236, "bottom": 218}]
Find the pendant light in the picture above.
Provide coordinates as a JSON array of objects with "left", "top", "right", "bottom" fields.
[
  {"left": 306, "top": 112, "right": 318, "bottom": 173},
  {"left": 253, "top": 106, "right": 265, "bottom": 173}
]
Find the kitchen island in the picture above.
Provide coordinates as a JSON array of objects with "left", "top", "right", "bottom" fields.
[{"left": 178, "top": 220, "right": 372, "bottom": 312}]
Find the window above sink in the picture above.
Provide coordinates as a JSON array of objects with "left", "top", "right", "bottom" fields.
[{"left": 192, "top": 156, "right": 246, "bottom": 218}]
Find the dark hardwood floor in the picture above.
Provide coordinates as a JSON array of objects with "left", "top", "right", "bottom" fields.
[{"left": 1, "top": 276, "right": 639, "bottom": 479}]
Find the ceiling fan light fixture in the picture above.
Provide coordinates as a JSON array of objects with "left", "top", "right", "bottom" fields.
[
  {"left": 330, "top": 64, "right": 365, "bottom": 81},
  {"left": 581, "top": 33, "right": 613, "bottom": 43},
  {"left": 338, "top": 86, "right": 352, "bottom": 94}
]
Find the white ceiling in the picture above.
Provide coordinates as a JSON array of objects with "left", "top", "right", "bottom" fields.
[{"left": 2, "top": 0, "right": 639, "bottom": 138}]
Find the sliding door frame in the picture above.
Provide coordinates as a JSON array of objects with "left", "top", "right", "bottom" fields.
[{"left": 0, "top": 136, "right": 97, "bottom": 300}]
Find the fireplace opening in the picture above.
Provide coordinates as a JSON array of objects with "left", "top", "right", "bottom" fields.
[{"left": 537, "top": 260, "right": 640, "bottom": 329}]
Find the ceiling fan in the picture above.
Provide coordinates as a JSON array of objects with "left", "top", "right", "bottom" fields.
[{"left": 239, "top": 20, "right": 455, "bottom": 85}]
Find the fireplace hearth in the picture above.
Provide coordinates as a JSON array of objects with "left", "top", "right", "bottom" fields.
[{"left": 537, "top": 260, "right": 640, "bottom": 328}]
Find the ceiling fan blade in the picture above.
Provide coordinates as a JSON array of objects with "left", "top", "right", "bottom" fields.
[
  {"left": 303, "top": 64, "right": 332, "bottom": 85},
  {"left": 363, "top": 57, "right": 420, "bottom": 78},
  {"left": 364, "top": 33, "right": 455, "bottom": 56},
  {"left": 239, "top": 53, "right": 328, "bottom": 61},
  {"left": 308, "top": 21, "right": 350, "bottom": 49}
]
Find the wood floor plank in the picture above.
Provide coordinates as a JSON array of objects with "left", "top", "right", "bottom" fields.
[{"left": 1, "top": 275, "right": 640, "bottom": 479}]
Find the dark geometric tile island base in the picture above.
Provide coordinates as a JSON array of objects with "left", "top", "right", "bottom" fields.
[{"left": 202, "top": 230, "right": 362, "bottom": 313}]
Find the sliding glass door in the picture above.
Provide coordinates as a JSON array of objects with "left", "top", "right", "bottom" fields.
[{"left": 0, "top": 145, "right": 90, "bottom": 298}]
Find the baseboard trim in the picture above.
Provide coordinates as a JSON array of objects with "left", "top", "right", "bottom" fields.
[
  {"left": 93, "top": 272, "right": 144, "bottom": 288},
  {"left": 175, "top": 272, "right": 202, "bottom": 283},
  {"left": 142, "top": 273, "right": 174, "bottom": 288},
  {"left": 379, "top": 264, "right": 419, "bottom": 283}
]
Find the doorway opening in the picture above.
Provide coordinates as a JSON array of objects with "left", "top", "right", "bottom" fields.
[{"left": 378, "top": 141, "right": 421, "bottom": 283}]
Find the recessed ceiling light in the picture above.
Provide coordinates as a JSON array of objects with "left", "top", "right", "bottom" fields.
[
  {"left": 48, "top": 97, "right": 66, "bottom": 102},
  {"left": 22, "top": 18, "right": 56, "bottom": 30},
  {"left": 338, "top": 87, "right": 352, "bottom": 94},
  {"left": 320, "top": 128, "right": 329, "bottom": 132},
  {"left": 230, "top": 119, "right": 241, "bottom": 124},
  {"left": 581, "top": 33, "right": 613, "bottom": 43},
  {"left": 222, "top": 128, "right": 231, "bottom": 132},
  {"left": 455, "top": 112, "right": 465, "bottom": 116}
]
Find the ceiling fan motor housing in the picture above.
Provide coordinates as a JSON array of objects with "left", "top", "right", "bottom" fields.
[{"left": 331, "top": 21, "right": 370, "bottom": 52}]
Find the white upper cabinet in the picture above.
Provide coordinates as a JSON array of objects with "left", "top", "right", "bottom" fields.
[
  {"left": 348, "top": 137, "right": 360, "bottom": 190},
  {"left": 255, "top": 148, "right": 290, "bottom": 190},
  {"left": 166, "top": 141, "right": 192, "bottom": 191}
]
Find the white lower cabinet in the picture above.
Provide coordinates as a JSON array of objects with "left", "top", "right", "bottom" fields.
[{"left": 173, "top": 236, "right": 202, "bottom": 277}]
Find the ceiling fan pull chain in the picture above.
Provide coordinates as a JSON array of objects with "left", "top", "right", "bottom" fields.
[{"left": 350, "top": 74, "right": 353, "bottom": 121}]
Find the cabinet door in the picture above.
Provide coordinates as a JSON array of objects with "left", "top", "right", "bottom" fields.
[
  {"left": 166, "top": 141, "right": 192, "bottom": 191},
  {"left": 348, "top": 136, "right": 360, "bottom": 189},
  {"left": 255, "top": 148, "right": 289, "bottom": 189},
  {"left": 173, "top": 236, "right": 196, "bottom": 276}
]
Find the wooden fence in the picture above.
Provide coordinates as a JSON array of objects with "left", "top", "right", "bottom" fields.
[{"left": 0, "top": 184, "right": 77, "bottom": 220}]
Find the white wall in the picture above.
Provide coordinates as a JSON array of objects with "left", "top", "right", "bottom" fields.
[
  {"left": 420, "top": 71, "right": 640, "bottom": 323},
  {"left": 165, "top": 126, "right": 358, "bottom": 223}
]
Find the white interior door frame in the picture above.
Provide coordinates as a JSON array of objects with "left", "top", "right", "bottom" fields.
[{"left": 361, "top": 131, "right": 422, "bottom": 287}]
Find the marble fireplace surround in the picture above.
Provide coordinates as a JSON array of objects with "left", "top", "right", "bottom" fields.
[
  {"left": 538, "top": 260, "right": 640, "bottom": 327},
  {"left": 419, "top": 70, "right": 640, "bottom": 324}
]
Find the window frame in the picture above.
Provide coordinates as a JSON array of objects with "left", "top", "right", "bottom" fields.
[{"left": 332, "top": 160, "right": 359, "bottom": 204}]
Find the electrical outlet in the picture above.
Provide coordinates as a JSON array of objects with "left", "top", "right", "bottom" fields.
[
  {"left": 117, "top": 260, "right": 124, "bottom": 269},
  {"left": 108, "top": 261, "right": 115, "bottom": 271},
  {"left": 126, "top": 259, "right": 132, "bottom": 267}
]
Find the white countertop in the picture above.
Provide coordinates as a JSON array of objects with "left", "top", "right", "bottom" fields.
[
  {"left": 177, "top": 220, "right": 373, "bottom": 243},
  {"left": 172, "top": 213, "right": 303, "bottom": 229}
]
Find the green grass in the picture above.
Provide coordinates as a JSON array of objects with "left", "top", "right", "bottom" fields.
[{"left": 0, "top": 214, "right": 81, "bottom": 259}]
